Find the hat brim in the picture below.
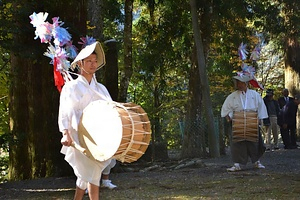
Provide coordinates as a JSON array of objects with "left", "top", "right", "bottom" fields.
[
  {"left": 233, "top": 75, "right": 252, "bottom": 82},
  {"left": 71, "top": 41, "right": 106, "bottom": 70}
]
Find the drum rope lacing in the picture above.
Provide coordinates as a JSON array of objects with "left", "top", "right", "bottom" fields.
[{"left": 115, "top": 103, "right": 136, "bottom": 162}]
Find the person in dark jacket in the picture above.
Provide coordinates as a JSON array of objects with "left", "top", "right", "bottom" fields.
[
  {"left": 263, "top": 89, "right": 280, "bottom": 150},
  {"left": 277, "top": 94, "right": 300, "bottom": 149},
  {"left": 278, "top": 88, "right": 294, "bottom": 109}
]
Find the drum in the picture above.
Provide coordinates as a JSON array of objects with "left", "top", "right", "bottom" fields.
[
  {"left": 77, "top": 100, "right": 151, "bottom": 163},
  {"left": 232, "top": 111, "right": 258, "bottom": 143}
]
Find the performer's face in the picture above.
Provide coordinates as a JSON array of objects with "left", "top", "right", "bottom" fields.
[
  {"left": 81, "top": 54, "right": 98, "bottom": 75},
  {"left": 236, "top": 80, "right": 247, "bottom": 92}
]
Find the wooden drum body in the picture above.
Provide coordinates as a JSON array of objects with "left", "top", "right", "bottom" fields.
[
  {"left": 113, "top": 102, "right": 151, "bottom": 163},
  {"left": 232, "top": 111, "right": 258, "bottom": 143},
  {"left": 77, "top": 100, "right": 151, "bottom": 163}
]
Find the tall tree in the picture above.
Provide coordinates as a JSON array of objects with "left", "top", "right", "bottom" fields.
[
  {"left": 87, "top": 0, "right": 119, "bottom": 100},
  {"left": 8, "top": 0, "right": 87, "bottom": 180},
  {"left": 181, "top": 46, "right": 205, "bottom": 157},
  {"left": 188, "top": 0, "right": 219, "bottom": 157},
  {"left": 119, "top": 0, "right": 133, "bottom": 102},
  {"left": 88, "top": 0, "right": 104, "bottom": 41},
  {"left": 280, "top": 1, "right": 300, "bottom": 92},
  {"left": 281, "top": 1, "right": 300, "bottom": 134},
  {"left": 247, "top": 0, "right": 300, "bottom": 132}
]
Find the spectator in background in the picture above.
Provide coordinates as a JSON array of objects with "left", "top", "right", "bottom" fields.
[
  {"left": 263, "top": 89, "right": 280, "bottom": 150},
  {"left": 277, "top": 94, "right": 300, "bottom": 149},
  {"left": 278, "top": 88, "right": 293, "bottom": 109}
]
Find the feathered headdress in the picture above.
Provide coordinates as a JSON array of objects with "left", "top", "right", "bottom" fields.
[
  {"left": 29, "top": 12, "right": 100, "bottom": 92},
  {"left": 235, "top": 33, "right": 265, "bottom": 90}
]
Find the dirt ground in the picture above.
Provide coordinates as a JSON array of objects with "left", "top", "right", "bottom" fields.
[{"left": 1, "top": 145, "right": 300, "bottom": 200}]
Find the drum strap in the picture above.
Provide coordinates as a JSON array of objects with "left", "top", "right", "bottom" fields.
[
  {"left": 83, "top": 75, "right": 112, "bottom": 102},
  {"left": 239, "top": 91, "right": 248, "bottom": 110}
]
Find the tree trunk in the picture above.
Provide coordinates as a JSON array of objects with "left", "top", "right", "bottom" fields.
[
  {"left": 87, "top": 0, "right": 104, "bottom": 41},
  {"left": 284, "top": 36, "right": 300, "bottom": 140},
  {"left": 151, "top": 85, "right": 168, "bottom": 160},
  {"left": 189, "top": 0, "right": 219, "bottom": 157},
  {"left": 88, "top": 0, "right": 119, "bottom": 100},
  {"left": 89, "top": 0, "right": 105, "bottom": 82},
  {"left": 104, "top": 40, "right": 119, "bottom": 101},
  {"left": 181, "top": 46, "right": 206, "bottom": 158},
  {"left": 9, "top": 0, "right": 87, "bottom": 180},
  {"left": 9, "top": 40, "right": 64, "bottom": 180},
  {"left": 9, "top": 54, "right": 31, "bottom": 180},
  {"left": 119, "top": 0, "right": 133, "bottom": 102}
]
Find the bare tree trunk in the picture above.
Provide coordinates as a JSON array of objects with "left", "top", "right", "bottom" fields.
[
  {"left": 189, "top": 0, "right": 219, "bottom": 157},
  {"left": 284, "top": 36, "right": 300, "bottom": 141},
  {"left": 88, "top": 0, "right": 105, "bottom": 82},
  {"left": 181, "top": 46, "right": 205, "bottom": 158},
  {"left": 9, "top": 54, "right": 31, "bottom": 180},
  {"left": 87, "top": 0, "right": 104, "bottom": 41},
  {"left": 88, "top": 0, "right": 119, "bottom": 100},
  {"left": 119, "top": 0, "right": 133, "bottom": 102},
  {"left": 9, "top": 35, "right": 63, "bottom": 180},
  {"left": 104, "top": 40, "right": 119, "bottom": 101},
  {"left": 9, "top": 0, "right": 87, "bottom": 180}
]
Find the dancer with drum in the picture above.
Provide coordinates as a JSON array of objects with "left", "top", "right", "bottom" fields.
[
  {"left": 29, "top": 12, "right": 149, "bottom": 198},
  {"left": 221, "top": 67, "right": 268, "bottom": 172},
  {"left": 59, "top": 41, "right": 115, "bottom": 199}
]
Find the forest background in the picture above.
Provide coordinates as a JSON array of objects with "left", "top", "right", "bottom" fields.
[{"left": 0, "top": 0, "right": 299, "bottom": 182}]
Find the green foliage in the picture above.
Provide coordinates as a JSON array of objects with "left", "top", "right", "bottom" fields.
[
  {"left": 0, "top": 26, "right": 10, "bottom": 183},
  {"left": 0, "top": 48, "right": 9, "bottom": 151},
  {"left": 0, "top": 2, "right": 13, "bottom": 50},
  {"left": 128, "top": 1, "right": 192, "bottom": 147},
  {"left": 0, "top": 150, "right": 8, "bottom": 183},
  {"left": 102, "top": 0, "right": 124, "bottom": 41}
]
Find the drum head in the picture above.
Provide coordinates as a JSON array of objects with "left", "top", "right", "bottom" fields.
[{"left": 78, "top": 100, "right": 123, "bottom": 162}]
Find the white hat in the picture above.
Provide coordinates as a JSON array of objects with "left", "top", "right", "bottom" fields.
[
  {"left": 233, "top": 75, "right": 252, "bottom": 82},
  {"left": 71, "top": 41, "right": 105, "bottom": 70}
]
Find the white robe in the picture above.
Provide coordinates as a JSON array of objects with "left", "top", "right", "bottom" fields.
[
  {"left": 221, "top": 89, "right": 268, "bottom": 120},
  {"left": 58, "top": 75, "right": 112, "bottom": 187}
]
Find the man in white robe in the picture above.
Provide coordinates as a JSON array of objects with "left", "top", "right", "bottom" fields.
[
  {"left": 59, "top": 41, "right": 115, "bottom": 199},
  {"left": 221, "top": 75, "right": 268, "bottom": 172}
]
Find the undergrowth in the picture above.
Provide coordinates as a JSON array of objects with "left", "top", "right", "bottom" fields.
[{"left": 0, "top": 149, "right": 8, "bottom": 183}]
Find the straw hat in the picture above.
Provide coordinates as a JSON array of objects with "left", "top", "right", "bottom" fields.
[
  {"left": 233, "top": 75, "right": 252, "bottom": 82},
  {"left": 71, "top": 41, "right": 105, "bottom": 70}
]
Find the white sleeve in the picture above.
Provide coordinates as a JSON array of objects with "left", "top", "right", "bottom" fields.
[
  {"left": 257, "top": 93, "right": 268, "bottom": 119},
  {"left": 221, "top": 95, "right": 233, "bottom": 118},
  {"left": 58, "top": 85, "right": 72, "bottom": 132}
]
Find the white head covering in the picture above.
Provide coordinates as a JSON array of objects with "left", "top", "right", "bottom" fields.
[
  {"left": 232, "top": 63, "right": 264, "bottom": 90},
  {"left": 71, "top": 41, "right": 106, "bottom": 70},
  {"left": 233, "top": 75, "right": 252, "bottom": 82}
]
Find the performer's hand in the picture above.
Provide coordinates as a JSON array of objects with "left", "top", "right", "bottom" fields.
[
  {"left": 225, "top": 115, "right": 231, "bottom": 122},
  {"left": 61, "top": 130, "right": 73, "bottom": 146}
]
